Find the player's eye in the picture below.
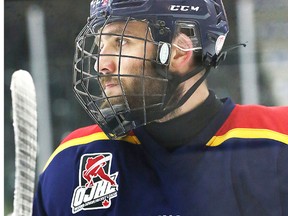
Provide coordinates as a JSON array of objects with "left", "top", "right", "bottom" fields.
[
  {"left": 115, "top": 37, "right": 128, "bottom": 47},
  {"left": 96, "top": 37, "right": 128, "bottom": 53}
]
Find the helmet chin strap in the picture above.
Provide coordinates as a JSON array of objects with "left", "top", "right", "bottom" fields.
[
  {"left": 145, "top": 64, "right": 211, "bottom": 121},
  {"left": 166, "top": 66, "right": 211, "bottom": 110}
]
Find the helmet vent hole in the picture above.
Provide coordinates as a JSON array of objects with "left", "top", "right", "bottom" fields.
[
  {"left": 213, "top": 3, "right": 224, "bottom": 25},
  {"left": 214, "top": 4, "right": 221, "bottom": 15}
]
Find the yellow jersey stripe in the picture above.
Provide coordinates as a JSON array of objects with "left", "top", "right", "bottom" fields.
[
  {"left": 206, "top": 128, "right": 288, "bottom": 147},
  {"left": 43, "top": 132, "right": 140, "bottom": 171}
]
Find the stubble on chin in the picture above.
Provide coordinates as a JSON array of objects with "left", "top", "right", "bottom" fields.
[{"left": 99, "top": 75, "right": 165, "bottom": 111}]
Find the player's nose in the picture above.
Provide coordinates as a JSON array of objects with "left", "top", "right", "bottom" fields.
[{"left": 95, "top": 44, "right": 117, "bottom": 75}]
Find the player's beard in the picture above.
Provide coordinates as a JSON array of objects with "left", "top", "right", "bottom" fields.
[{"left": 99, "top": 60, "right": 167, "bottom": 112}]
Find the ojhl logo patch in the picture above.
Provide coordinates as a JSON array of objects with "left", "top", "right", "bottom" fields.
[{"left": 71, "top": 153, "right": 118, "bottom": 214}]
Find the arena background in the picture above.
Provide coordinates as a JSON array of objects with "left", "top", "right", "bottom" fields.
[{"left": 4, "top": 0, "right": 288, "bottom": 214}]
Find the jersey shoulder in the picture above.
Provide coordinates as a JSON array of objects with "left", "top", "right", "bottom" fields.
[
  {"left": 207, "top": 104, "right": 288, "bottom": 146},
  {"left": 228, "top": 104, "right": 288, "bottom": 132},
  {"left": 42, "top": 124, "right": 140, "bottom": 171},
  {"left": 59, "top": 124, "right": 105, "bottom": 145},
  {"left": 60, "top": 124, "right": 140, "bottom": 146}
]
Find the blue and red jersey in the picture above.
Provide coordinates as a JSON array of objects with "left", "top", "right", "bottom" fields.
[{"left": 33, "top": 98, "right": 288, "bottom": 216}]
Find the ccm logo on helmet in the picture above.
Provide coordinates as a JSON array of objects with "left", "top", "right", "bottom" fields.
[{"left": 169, "top": 5, "right": 200, "bottom": 12}]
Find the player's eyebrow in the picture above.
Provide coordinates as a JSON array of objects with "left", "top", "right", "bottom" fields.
[
  {"left": 94, "top": 21, "right": 153, "bottom": 46},
  {"left": 106, "top": 26, "right": 133, "bottom": 35},
  {"left": 94, "top": 24, "right": 133, "bottom": 45},
  {"left": 101, "top": 20, "right": 152, "bottom": 40}
]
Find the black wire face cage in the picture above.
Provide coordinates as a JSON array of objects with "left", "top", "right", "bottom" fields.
[{"left": 73, "top": 16, "right": 172, "bottom": 139}]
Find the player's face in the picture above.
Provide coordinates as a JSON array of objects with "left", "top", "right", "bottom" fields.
[{"left": 96, "top": 20, "right": 166, "bottom": 109}]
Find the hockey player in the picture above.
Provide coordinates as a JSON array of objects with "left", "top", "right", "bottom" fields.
[{"left": 33, "top": 0, "right": 288, "bottom": 215}]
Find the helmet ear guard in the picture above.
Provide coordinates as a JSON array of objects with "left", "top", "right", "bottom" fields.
[{"left": 156, "top": 42, "right": 171, "bottom": 66}]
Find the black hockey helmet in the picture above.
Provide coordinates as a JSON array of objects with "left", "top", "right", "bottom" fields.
[{"left": 73, "top": 0, "right": 229, "bottom": 139}]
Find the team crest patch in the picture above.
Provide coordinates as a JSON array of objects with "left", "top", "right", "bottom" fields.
[{"left": 71, "top": 153, "right": 118, "bottom": 214}]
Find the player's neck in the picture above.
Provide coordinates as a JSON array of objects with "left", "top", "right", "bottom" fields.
[{"left": 158, "top": 81, "right": 209, "bottom": 123}]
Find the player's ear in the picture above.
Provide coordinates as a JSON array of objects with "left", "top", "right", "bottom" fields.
[{"left": 169, "top": 33, "right": 194, "bottom": 74}]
